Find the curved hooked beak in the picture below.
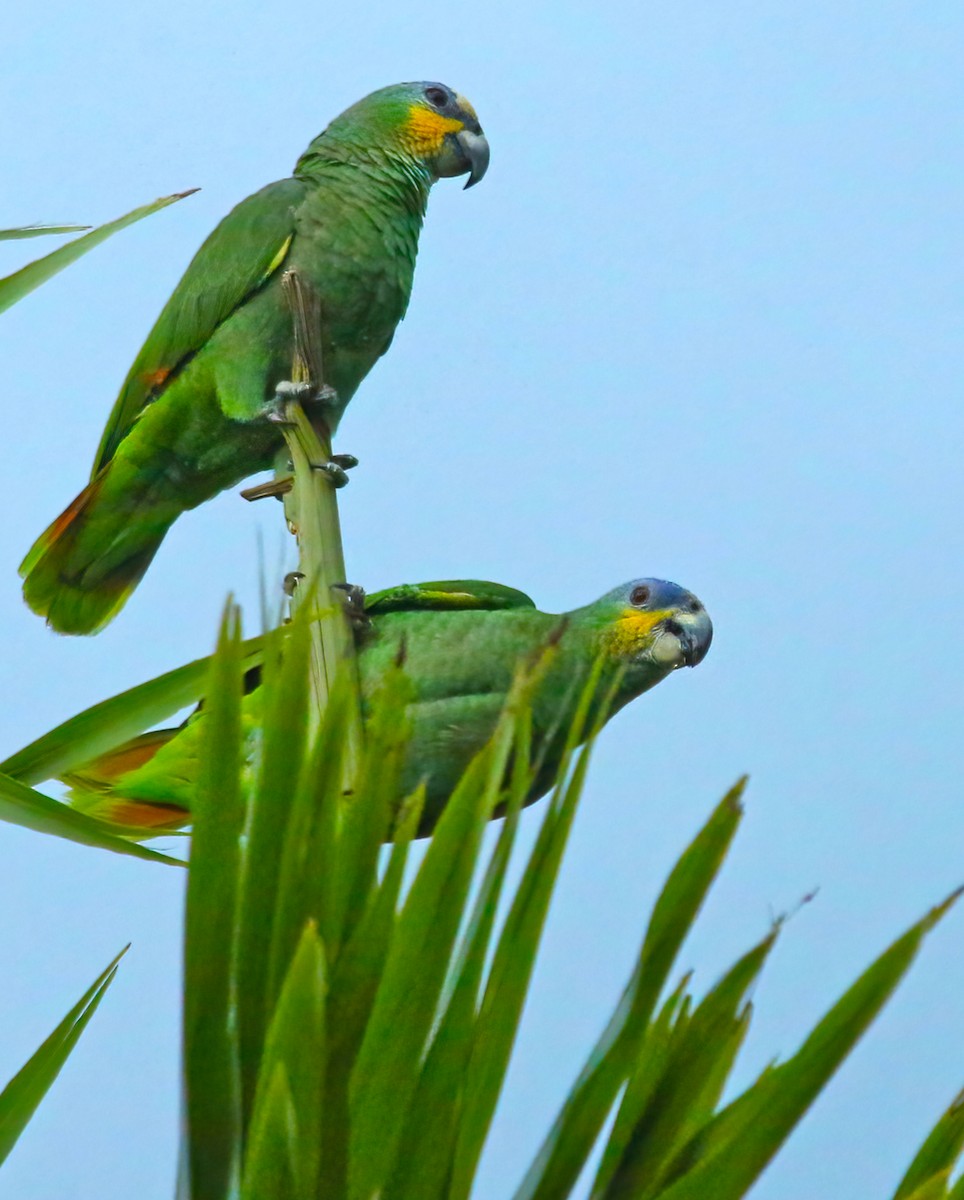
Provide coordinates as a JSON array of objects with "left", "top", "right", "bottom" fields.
[
  {"left": 457, "top": 128, "right": 490, "bottom": 188},
  {"left": 651, "top": 609, "right": 714, "bottom": 669}
]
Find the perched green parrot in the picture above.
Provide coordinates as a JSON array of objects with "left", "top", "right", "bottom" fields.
[
  {"left": 64, "top": 577, "right": 713, "bottom": 835},
  {"left": 21, "top": 82, "right": 488, "bottom": 636}
]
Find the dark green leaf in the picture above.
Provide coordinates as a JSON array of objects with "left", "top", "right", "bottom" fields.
[
  {"left": 321, "top": 787, "right": 424, "bottom": 1198},
  {"left": 387, "top": 712, "right": 534, "bottom": 1200},
  {"left": 182, "top": 606, "right": 246, "bottom": 1200},
  {"left": 329, "top": 660, "right": 412, "bottom": 954},
  {"left": 450, "top": 739, "right": 593, "bottom": 1199},
  {"left": 245, "top": 922, "right": 326, "bottom": 1200},
  {"left": 240, "top": 1064, "right": 298, "bottom": 1200},
  {"left": 347, "top": 686, "right": 520, "bottom": 1200},
  {"left": 235, "top": 619, "right": 310, "bottom": 1135},
  {"left": 894, "top": 1089, "right": 964, "bottom": 1200},
  {"left": 901, "top": 1176, "right": 952, "bottom": 1200},
  {"left": 657, "top": 892, "right": 961, "bottom": 1200},
  {"left": 513, "top": 784, "right": 745, "bottom": 1200},
  {"left": 449, "top": 663, "right": 624, "bottom": 1200},
  {"left": 598, "top": 935, "right": 774, "bottom": 1199}
]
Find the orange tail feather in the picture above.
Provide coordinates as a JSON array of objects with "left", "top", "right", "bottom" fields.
[{"left": 64, "top": 729, "right": 190, "bottom": 831}]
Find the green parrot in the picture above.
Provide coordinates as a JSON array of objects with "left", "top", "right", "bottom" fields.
[
  {"left": 21, "top": 82, "right": 489, "bottom": 636},
  {"left": 63, "top": 577, "right": 713, "bottom": 835}
]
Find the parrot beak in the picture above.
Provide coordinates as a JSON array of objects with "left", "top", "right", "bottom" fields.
[
  {"left": 457, "top": 129, "right": 490, "bottom": 188},
  {"left": 669, "top": 609, "right": 713, "bottom": 668},
  {"left": 648, "top": 609, "right": 713, "bottom": 670}
]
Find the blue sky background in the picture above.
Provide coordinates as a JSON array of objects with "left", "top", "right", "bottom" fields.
[{"left": 2, "top": 3, "right": 964, "bottom": 1196}]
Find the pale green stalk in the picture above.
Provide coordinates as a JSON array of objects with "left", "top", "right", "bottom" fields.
[{"left": 277, "top": 269, "right": 361, "bottom": 764}]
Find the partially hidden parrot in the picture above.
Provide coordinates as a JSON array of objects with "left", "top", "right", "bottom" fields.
[
  {"left": 63, "top": 577, "right": 713, "bottom": 836},
  {"left": 21, "top": 82, "right": 489, "bottom": 636}
]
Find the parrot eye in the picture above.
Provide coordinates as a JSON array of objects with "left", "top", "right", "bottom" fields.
[
  {"left": 425, "top": 86, "right": 449, "bottom": 109},
  {"left": 630, "top": 585, "right": 651, "bottom": 607},
  {"left": 687, "top": 598, "right": 702, "bottom": 613}
]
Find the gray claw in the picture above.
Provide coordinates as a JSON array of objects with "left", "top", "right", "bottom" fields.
[
  {"left": 332, "top": 583, "right": 370, "bottom": 632},
  {"left": 330, "top": 453, "right": 359, "bottom": 471},
  {"left": 275, "top": 380, "right": 316, "bottom": 403},
  {"left": 311, "top": 460, "right": 350, "bottom": 488},
  {"left": 266, "top": 380, "right": 313, "bottom": 425}
]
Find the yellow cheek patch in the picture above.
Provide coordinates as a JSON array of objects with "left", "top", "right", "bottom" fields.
[
  {"left": 609, "top": 608, "right": 675, "bottom": 656},
  {"left": 404, "top": 105, "right": 464, "bottom": 156}
]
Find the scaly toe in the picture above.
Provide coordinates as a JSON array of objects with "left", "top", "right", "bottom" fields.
[{"left": 310, "top": 461, "right": 350, "bottom": 488}]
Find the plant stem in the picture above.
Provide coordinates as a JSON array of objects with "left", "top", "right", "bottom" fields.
[{"left": 277, "top": 269, "right": 361, "bottom": 757}]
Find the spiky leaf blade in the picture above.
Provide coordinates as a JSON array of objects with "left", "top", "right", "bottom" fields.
[
  {"left": 0, "top": 192, "right": 196, "bottom": 313},
  {"left": 513, "top": 784, "right": 745, "bottom": 1200},
  {"left": 0, "top": 947, "right": 126, "bottom": 1164},
  {"left": 894, "top": 1089, "right": 964, "bottom": 1200},
  {"left": 1, "top": 636, "right": 264, "bottom": 786},
  {"left": 657, "top": 892, "right": 961, "bottom": 1200},
  {"left": 0, "top": 770, "right": 181, "bottom": 864},
  {"left": 182, "top": 606, "right": 246, "bottom": 1200}
]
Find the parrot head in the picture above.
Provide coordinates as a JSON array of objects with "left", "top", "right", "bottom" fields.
[
  {"left": 318, "top": 81, "right": 489, "bottom": 188},
  {"left": 587, "top": 578, "right": 713, "bottom": 688}
]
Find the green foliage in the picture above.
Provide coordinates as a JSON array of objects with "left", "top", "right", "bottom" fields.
[
  {"left": 0, "top": 766, "right": 181, "bottom": 863},
  {"left": 893, "top": 1090, "right": 964, "bottom": 1200},
  {"left": 1, "top": 597, "right": 963, "bottom": 1196},
  {"left": 4, "top": 137, "right": 961, "bottom": 1200},
  {"left": 0, "top": 948, "right": 126, "bottom": 1165},
  {"left": 1, "top": 635, "right": 263, "bottom": 788},
  {"left": 0, "top": 192, "right": 196, "bottom": 315},
  {"left": 165, "top": 604, "right": 964, "bottom": 1200},
  {"left": 0, "top": 225, "right": 90, "bottom": 241}
]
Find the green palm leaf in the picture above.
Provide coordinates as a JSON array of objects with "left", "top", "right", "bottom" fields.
[
  {"left": 0, "top": 948, "right": 126, "bottom": 1165},
  {"left": 0, "top": 192, "right": 197, "bottom": 314},
  {"left": 0, "top": 224, "right": 89, "bottom": 240}
]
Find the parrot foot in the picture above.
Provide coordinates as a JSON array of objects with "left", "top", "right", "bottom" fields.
[
  {"left": 275, "top": 380, "right": 316, "bottom": 403},
  {"left": 330, "top": 453, "right": 359, "bottom": 471},
  {"left": 311, "top": 383, "right": 340, "bottom": 412},
  {"left": 266, "top": 380, "right": 310, "bottom": 425},
  {"left": 267, "top": 380, "right": 340, "bottom": 425},
  {"left": 332, "top": 582, "right": 370, "bottom": 632},
  {"left": 311, "top": 460, "right": 351, "bottom": 488},
  {"left": 310, "top": 453, "right": 358, "bottom": 488}
]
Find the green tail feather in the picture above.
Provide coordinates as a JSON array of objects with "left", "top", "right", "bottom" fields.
[{"left": 20, "top": 470, "right": 169, "bottom": 635}]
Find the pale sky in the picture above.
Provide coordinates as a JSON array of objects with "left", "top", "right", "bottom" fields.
[{"left": 2, "top": 3, "right": 964, "bottom": 1197}]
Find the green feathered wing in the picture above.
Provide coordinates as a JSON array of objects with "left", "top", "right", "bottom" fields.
[
  {"left": 92, "top": 179, "right": 304, "bottom": 473},
  {"left": 20, "top": 181, "right": 303, "bottom": 636}
]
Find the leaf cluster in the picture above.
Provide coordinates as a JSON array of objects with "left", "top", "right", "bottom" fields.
[{"left": 1, "top": 197, "right": 963, "bottom": 1200}]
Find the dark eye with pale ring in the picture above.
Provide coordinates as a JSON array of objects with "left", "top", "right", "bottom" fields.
[
  {"left": 425, "top": 86, "right": 449, "bottom": 109},
  {"left": 630, "top": 585, "right": 650, "bottom": 606}
]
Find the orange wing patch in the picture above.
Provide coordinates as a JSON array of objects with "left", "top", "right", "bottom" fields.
[
  {"left": 141, "top": 366, "right": 171, "bottom": 391},
  {"left": 72, "top": 730, "right": 176, "bottom": 788},
  {"left": 96, "top": 798, "right": 189, "bottom": 830},
  {"left": 19, "top": 473, "right": 105, "bottom": 579}
]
